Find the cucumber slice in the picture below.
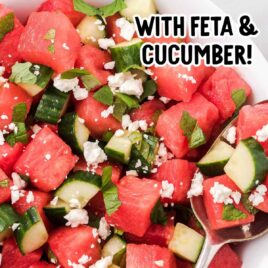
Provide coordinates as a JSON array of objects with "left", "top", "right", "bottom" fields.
[
  {"left": 77, "top": 16, "right": 106, "bottom": 46},
  {"left": 43, "top": 199, "right": 71, "bottom": 225},
  {"left": 55, "top": 171, "right": 101, "bottom": 208},
  {"left": 0, "top": 204, "right": 19, "bottom": 242},
  {"left": 105, "top": 132, "right": 132, "bottom": 164},
  {"left": 224, "top": 137, "right": 268, "bottom": 193},
  {"left": 35, "top": 86, "right": 70, "bottom": 124},
  {"left": 14, "top": 207, "right": 48, "bottom": 254},
  {"left": 58, "top": 112, "right": 90, "bottom": 154},
  {"left": 197, "top": 141, "right": 234, "bottom": 177},
  {"left": 120, "top": 0, "right": 157, "bottom": 21},
  {"left": 168, "top": 223, "right": 204, "bottom": 263},
  {"left": 102, "top": 235, "right": 126, "bottom": 265},
  {"left": 110, "top": 38, "right": 143, "bottom": 72}
]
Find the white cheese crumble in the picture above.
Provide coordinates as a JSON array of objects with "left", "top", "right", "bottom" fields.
[
  {"left": 0, "top": 131, "right": 4, "bottom": 146},
  {"left": 45, "top": 153, "right": 51, "bottom": 161},
  {"left": 126, "top": 170, "right": 138, "bottom": 176},
  {"left": 98, "top": 38, "right": 115, "bottom": 50},
  {"left": 50, "top": 196, "right": 59, "bottom": 206},
  {"left": 114, "top": 129, "right": 125, "bottom": 137},
  {"left": 0, "top": 66, "right": 5, "bottom": 76},
  {"left": 83, "top": 141, "right": 107, "bottom": 166},
  {"left": 54, "top": 75, "right": 79, "bottom": 93},
  {"left": 79, "top": 255, "right": 92, "bottom": 265},
  {"left": 31, "top": 124, "right": 42, "bottom": 135},
  {"left": 62, "top": 43, "right": 70, "bottom": 50},
  {"left": 159, "top": 97, "right": 171, "bottom": 104},
  {"left": 187, "top": 171, "right": 204, "bottom": 198},
  {"left": 154, "top": 260, "right": 164, "bottom": 267},
  {"left": 255, "top": 124, "right": 268, "bottom": 142},
  {"left": 115, "top": 18, "right": 135, "bottom": 41},
  {"left": 101, "top": 105, "right": 114, "bottom": 119},
  {"left": 64, "top": 209, "right": 89, "bottom": 228},
  {"left": 121, "top": 115, "right": 148, "bottom": 132},
  {"left": 89, "top": 256, "right": 112, "bottom": 268},
  {"left": 73, "top": 87, "right": 89, "bottom": 101},
  {"left": 11, "top": 223, "right": 20, "bottom": 231},
  {"left": 154, "top": 142, "right": 173, "bottom": 167},
  {"left": 11, "top": 172, "right": 26, "bottom": 189},
  {"left": 249, "top": 184, "right": 267, "bottom": 206},
  {"left": 69, "top": 198, "right": 81, "bottom": 209},
  {"left": 98, "top": 217, "right": 111, "bottom": 240},
  {"left": 160, "top": 180, "right": 175, "bottom": 199},
  {"left": 225, "top": 126, "right": 237, "bottom": 144},
  {"left": 178, "top": 73, "right": 197, "bottom": 84},
  {"left": 104, "top": 61, "right": 115, "bottom": 70},
  {"left": 78, "top": 117, "right": 85, "bottom": 124},
  {"left": 241, "top": 223, "right": 251, "bottom": 234},
  {"left": 26, "top": 191, "right": 34, "bottom": 203}
]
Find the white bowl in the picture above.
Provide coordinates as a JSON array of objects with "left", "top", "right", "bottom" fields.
[{"left": 3, "top": 0, "right": 268, "bottom": 266}]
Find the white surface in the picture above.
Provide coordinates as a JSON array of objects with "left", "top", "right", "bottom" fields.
[{"left": 1, "top": 0, "right": 268, "bottom": 266}]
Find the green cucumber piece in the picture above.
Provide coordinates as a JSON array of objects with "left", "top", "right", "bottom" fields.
[
  {"left": 58, "top": 112, "right": 90, "bottom": 154},
  {"left": 0, "top": 12, "right": 14, "bottom": 41},
  {"left": 0, "top": 204, "right": 19, "bottom": 242},
  {"left": 14, "top": 207, "right": 48, "bottom": 254},
  {"left": 105, "top": 132, "right": 132, "bottom": 164},
  {"left": 224, "top": 137, "right": 268, "bottom": 193},
  {"left": 43, "top": 199, "right": 71, "bottom": 225},
  {"left": 35, "top": 86, "right": 70, "bottom": 124},
  {"left": 115, "top": 93, "right": 139, "bottom": 109},
  {"left": 110, "top": 38, "right": 143, "bottom": 72},
  {"left": 197, "top": 141, "right": 234, "bottom": 177},
  {"left": 55, "top": 171, "right": 101, "bottom": 208},
  {"left": 168, "top": 223, "right": 204, "bottom": 263}
]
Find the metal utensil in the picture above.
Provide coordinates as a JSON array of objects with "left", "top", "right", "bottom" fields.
[{"left": 192, "top": 102, "right": 268, "bottom": 268}]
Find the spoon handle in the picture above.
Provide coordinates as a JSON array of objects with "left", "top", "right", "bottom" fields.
[{"left": 195, "top": 239, "right": 223, "bottom": 268}]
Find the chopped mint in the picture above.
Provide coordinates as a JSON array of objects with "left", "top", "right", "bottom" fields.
[
  {"left": 222, "top": 204, "right": 247, "bottom": 221},
  {"left": 140, "top": 80, "right": 157, "bottom": 101},
  {"left": 0, "top": 180, "right": 9, "bottom": 188},
  {"left": 150, "top": 199, "right": 167, "bottom": 226},
  {"left": 61, "top": 68, "right": 90, "bottom": 79},
  {"left": 44, "top": 28, "right": 56, "bottom": 40},
  {"left": 231, "top": 89, "right": 246, "bottom": 109},
  {"left": 47, "top": 44, "right": 55, "bottom": 54},
  {"left": 12, "top": 103, "right": 27, "bottom": 123},
  {"left": 0, "top": 12, "right": 14, "bottom": 41},
  {"left": 116, "top": 93, "right": 140, "bottom": 109},
  {"left": 9, "top": 62, "right": 37, "bottom": 85},
  {"left": 93, "top": 86, "right": 114, "bottom": 106}
]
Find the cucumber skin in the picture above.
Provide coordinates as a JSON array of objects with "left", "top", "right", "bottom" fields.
[
  {"left": 43, "top": 206, "right": 69, "bottom": 226},
  {"left": 35, "top": 86, "right": 69, "bottom": 124},
  {"left": 35, "top": 65, "right": 53, "bottom": 89},
  {"left": 105, "top": 147, "right": 130, "bottom": 164},
  {"left": 0, "top": 204, "right": 19, "bottom": 233},
  {"left": 110, "top": 41, "right": 143, "bottom": 72},
  {"left": 58, "top": 112, "right": 83, "bottom": 154},
  {"left": 197, "top": 159, "right": 229, "bottom": 177}
]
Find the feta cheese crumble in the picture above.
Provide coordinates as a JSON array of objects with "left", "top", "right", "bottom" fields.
[
  {"left": 50, "top": 196, "right": 59, "bottom": 206},
  {"left": 249, "top": 184, "right": 267, "bottom": 206},
  {"left": 69, "top": 198, "right": 81, "bottom": 209},
  {"left": 11, "top": 172, "right": 26, "bottom": 189},
  {"left": 73, "top": 87, "right": 89, "bottom": 101},
  {"left": 98, "top": 217, "right": 111, "bottom": 240},
  {"left": 26, "top": 191, "right": 34, "bottom": 203},
  {"left": 187, "top": 171, "right": 204, "bottom": 198},
  {"left": 126, "top": 170, "right": 138, "bottom": 176},
  {"left": 159, "top": 97, "right": 171, "bottom": 104},
  {"left": 160, "top": 180, "right": 175, "bottom": 199},
  {"left": 101, "top": 105, "right": 114, "bottom": 119},
  {"left": 104, "top": 61, "right": 115, "bottom": 70},
  {"left": 225, "top": 126, "right": 237, "bottom": 144},
  {"left": 0, "top": 131, "right": 4, "bottom": 146},
  {"left": 83, "top": 141, "right": 107, "bottom": 166},
  {"left": 154, "top": 260, "right": 164, "bottom": 267},
  {"left": 114, "top": 129, "right": 125, "bottom": 137},
  {"left": 121, "top": 115, "right": 148, "bottom": 132},
  {"left": 89, "top": 256, "right": 112, "bottom": 268},
  {"left": 64, "top": 209, "right": 89, "bottom": 228},
  {"left": 12, "top": 223, "right": 20, "bottom": 231},
  {"left": 98, "top": 38, "right": 115, "bottom": 50},
  {"left": 255, "top": 124, "right": 268, "bottom": 142},
  {"left": 115, "top": 18, "right": 136, "bottom": 41}
]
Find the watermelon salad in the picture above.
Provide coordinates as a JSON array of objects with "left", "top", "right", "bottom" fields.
[{"left": 0, "top": 0, "right": 267, "bottom": 267}]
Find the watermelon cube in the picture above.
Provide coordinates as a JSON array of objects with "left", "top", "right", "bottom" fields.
[
  {"left": 0, "top": 168, "right": 12, "bottom": 204},
  {"left": 237, "top": 104, "right": 268, "bottom": 155},
  {"left": 76, "top": 93, "right": 121, "bottom": 138},
  {"left": 18, "top": 11, "right": 81, "bottom": 74},
  {"left": 0, "top": 83, "right": 32, "bottom": 131},
  {"left": 48, "top": 226, "right": 101, "bottom": 267},
  {"left": 37, "top": 0, "right": 84, "bottom": 26},
  {"left": 156, "top": 93, "right": 219, "bottom": 158},
  {"left": 152, "top": 159, "right": 196, "bottom": 203},
  {"left": 106, "top": 176, "right": 161, "bottom": 237},
  {"left": 199, "top": 67, "right": 252, "bottom": 120},
  {"left": 253, "top": 175, "right": 268, "bottom": 213},
  {"left": 126, "top": 244, "right": 177, "bottom": 268},
  {"left": 150, "top": 63, "right": 214, "bottom": 102},
  {"left": 76, "top": 44, "right": 113, "bottom": 86},
  {"left": 29, "top": 262, "right": 56, "bottom": 268},
  {"left": 14, "top": 127, "right": 78, "bottom": 192},
  {"left": 209, "top": 244, "right": 242, "bottom": 268},
  {"left": 203, "top": 175, "right": 255, "bottom": 230},
  {"left": 1, "top": 237, "right": 42, "bottom": 268}
]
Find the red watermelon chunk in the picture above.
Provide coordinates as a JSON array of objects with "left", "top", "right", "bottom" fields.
[
  {"left": 199, "top": 67, "right": 252, "bottom": 120},
  {"left": 76, "top": 44, "right": 113, "bottom": 86},
  {"left": 152, "top": 159, "right": 196, "bottom": 203},
  {"left": 203, "top": 175, "right": 255, "bottom": 230},
  {"left": 14, "top": 127, "right": 78, "bottom": 192},
  {"left": 18, "top": 11, "right": 81, "bottom": 74},
  {"left": 150, "top": 63, "right": 214, "bottom": 102},
  {"left": 125, "top": 215, "right": 175, "bottom": 247},
  {"left": 209, "top": 244, "right": 242, "bottom": 268},
  {"left": 130, "top": 99, "right": 165, "bottom": 126},
  {"left": 0, "top": 168, "right": 12, "bottom": 204},
  {"left": 237, "top": 104, "right": 268, "bottom": 155},
  {"left": 254, "top": 175, "right": 268, "bottom": 212},
  {"left": 37, "top": 0, "right": 84, "bottom": 26},
  {"left": 106, "top": 176, "right": 161, "bottom": 237},
  {"left": 126, "top": 244, "right": 177, "bottom": 268},
  {"left": 29, "top": 262, "right": 56, "bottom": 268},
  {"left": 76, "top": 92, "right": 121, "bottom": 138},
  {"left": 48, "top": 226, "right": 101, "bottom": 268},
  {"left": 0, "top": 142, "right": 24, "bottom": 175},
  {"left": 156, "top": 93, "right": 219, "bottom": 158},
  {"left": 1, "top": 237, "right": 42, "bottom": 268},
  {"left": 0, "top": 83, "right": 32, "bottom": 131}
]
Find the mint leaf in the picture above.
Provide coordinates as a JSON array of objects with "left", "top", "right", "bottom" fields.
[
  {"left": 6, "top": 122, "right": 28, "bottom": 146},
  {"left": 241, "top": 194, "right": 259, "bottom": 215},
  {"left": 81, "top": 74, "right": 100, "bottom": 90},
  {"left": 0, "top": 180, "right": 9, "bottom": 188},
  {"left": 102, "top": 166, "right": 121, "bottom": 216},
  {"left": 113, "top": 97, "right": 128, "bottom": 121},
  {"left": 222, "top": 204, "right": 247, "bottom": 221},
  {"left": 9, "top": 62, "right": 37, "bottom": 85},
  {"left": 12, "top": 103, "right": 27, "bottom": 123},
  {"left": 180, "top": 111, "right": 206, "bottom": 149},
  {"left": 150, "top": 199, "right": 167, "bottom": 225},
  {"left": 61, "top": 68, "right": 90, "bottom": 79},
  {"left": 0, "top": 12, "right": 14, "bottom": 41},
  {"left": 48, "top": 44, "right": 55, "bottom": 54},
  {"left": 93, "top": 86, "right": 114, "bottom": 106},
  {"left": 140, "top": 80, "right": 157, "bottom": 101},
  {"left": 116, "top": 93, "right": 139, "bottom": 109},
  {"left": 231, "top": 89, "right": 246, "bottom": 109},
  {"left": 44, "top": 28, "right": 56, "bottom": 40},
  {"left": 73, "top": 0, "right": 126, "bottom": 17}
]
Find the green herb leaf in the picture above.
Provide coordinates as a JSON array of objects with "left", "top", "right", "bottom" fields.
[
  {"left": 81, "top": 74, "right": 101, "bottom": 90},
  {"left": 222, "top": 204, "right": 247, "bottom": 221},
  {"left": 180, "top": 111, "right": 206, "bottom": 149},
  {"left": 150, "top": 199, "right": 167, "bottom": 225},
  {"left": 6, "top": 122, "right": 28, "bottom": 146},
  {"left": 48, "top": 43, "right": 55, "bottom": 54},
  {"left": 12, "top": 103, "right": 27, "bottom": 123},
  {"left": 9, "top": 62, "right": 37, "bottom": 85},
  {"left": 241, "top": 194, "right": 259, "bottom": 215},
  {"left": 61, "top": 68, "right": 90, "bottom": 79},
  {"left": 116, "top": 93, "right": 140, "bottom": 109},
  {"left": 140, "top": 80, "right": 157, "bottom": 101},
  {"left": 113, "top": 97, "right": 128, "bottom": 121},
  {"left": 102, "top": 166, "right": 121, "bottom": 216},
  {"left": 44, "top": 28, "right": 56, "bottom": 40},
  {"left": 0, "top": 12, "right": 14, "bottom": 41},
  {"left": 93, "top": 86, "right": 114, "bottom": 106},
  {"left": 231, "top": 89, "right": 246, "bottom": 109},
  {"left": 31, "top": 64, "right": 53, "bottom": 89},
  {"left": 0, "top": 179, "right": 9, "bottom": 188},
  {"left": 73, "top": 0, "right": 126, "bottom": 17}
]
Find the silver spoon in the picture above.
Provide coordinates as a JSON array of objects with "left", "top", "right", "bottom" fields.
[{"left": 191, "top": 102, "right": 268, "bottom": 268}]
